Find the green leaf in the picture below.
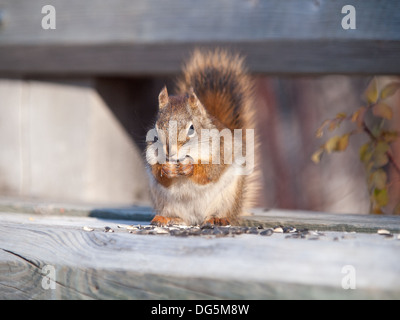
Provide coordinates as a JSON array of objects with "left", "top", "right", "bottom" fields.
[
  {"left": 372, "top": 169, "right": 387, "bottom": 190},
  {"left": 372, "top": 142, "right": 389, "bottom": 167},
  {"left": 364, "top": 77, "right": 379, "bottom": 104},
  {"left": 359, "top": 143, "right": 372, "bottom": 164},
  {"left": 374, "top": 153, "right": 389, "bottom": 167},
  {"left": 380, "top": 82, "right": 400, "bottom": 100},
  {"left": 373, "top": 188, "right": 389, "bottom": 207},
  {"left": 375, "top": 141, "right": 390, "bottom": 154},
  {"left": 372, "top": 103, "right": 393, "bottom": 120}
]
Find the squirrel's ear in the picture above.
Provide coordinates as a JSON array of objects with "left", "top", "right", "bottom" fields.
[
  {"left": 188, "top": 87, "right": 206, "bottom": 116},
  {"left": 158, "top": 86, "right": 169, "bottom": 109}
]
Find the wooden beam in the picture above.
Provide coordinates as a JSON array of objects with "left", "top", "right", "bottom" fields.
[
  {"left": 245, "top": 208, "right": 400, "bottom": 233},
  {"left": 0, "top": 212, "right": 400, "bottom": 299},
  {"left": 1, "top": 199, "right": 399, "bottom": 233},
  {"left": 0, "top": 0, "right": 399, "bottom": 75}
]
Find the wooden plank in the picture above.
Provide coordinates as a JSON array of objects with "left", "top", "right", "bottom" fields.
[
  {"left": 245, "top": 208, "right": 400, "bottom": 233},
  {"left": 1, "top": 198, "right": 400, "bottom": 233},
  {"left": 0, "top": 79, "right": 151, "bottom": 204},
  {"left": 0, "top": 212, "right": 399, "bottom": 299},
  {"left": 1, "top": 41, "right": 400, "bottom": 76},
  {"left": 0, "top": 197, "right": 155, "bottom": 221},
  {"left": 0, "top": 0, "right": 399, "bottom": 75}
]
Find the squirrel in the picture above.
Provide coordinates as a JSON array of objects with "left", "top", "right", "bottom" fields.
[{"left": 145, "top": 49, "right": 259, "bottom": 226}]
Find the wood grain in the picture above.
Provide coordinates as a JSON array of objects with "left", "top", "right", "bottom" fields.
[
  {"left": 245, "top": 208, "right": 400, "bottom": 233},
  {"left": 0, "top": 212, "right": 399, "bottom": 299},
  {"left": 0, "top": 0, "right": 399, "bottom": 75}
]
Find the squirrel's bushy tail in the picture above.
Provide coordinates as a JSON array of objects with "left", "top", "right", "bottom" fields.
[
  {"left": 176, "top": 49, "right": 260, "bottom": 213},
  {"left": 176, "top": 48, "right": 256, "bottom": 131}
]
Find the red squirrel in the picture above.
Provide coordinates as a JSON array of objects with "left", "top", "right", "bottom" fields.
[{"left": 145, "top": 49, "right": 259, "bottom": 226}]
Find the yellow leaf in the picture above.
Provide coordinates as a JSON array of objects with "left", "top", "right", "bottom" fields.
[
  {"left": 325, "top": 136, "right": 340, "bottom": 154},
  {"left": 372, "top": 103, "right": 393, "bottom": 120},
  {"left": 337, "top": 134, "right": 350, "bottom": 151},
  {"left": 311, "top": 149, "right": 324, "bottom": 164},
  {"left": 380, "top": 82, "right": 400, "bottom": 100},
  {"left": 364, "top": 77, "right": 379, "bottom": 104},
  {"left": 336, "top": 112, "right": 347, "bottom": 119}
]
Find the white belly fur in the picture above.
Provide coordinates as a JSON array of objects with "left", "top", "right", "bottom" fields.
[{"left": 149, "top": 164, "right": 242, "bottom": 225}]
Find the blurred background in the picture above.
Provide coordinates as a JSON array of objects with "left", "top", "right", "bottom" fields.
[{"left": 0, "top": 0, "right": 399, "bottom": 214}]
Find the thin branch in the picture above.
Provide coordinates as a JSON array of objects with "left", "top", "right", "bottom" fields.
[{"left": 387, "top": 150, "right": 400, "bottom": 175}]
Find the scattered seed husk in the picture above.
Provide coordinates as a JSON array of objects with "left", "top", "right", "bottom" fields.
[
  {"left": 104, "top": 226, "right": 114, "bottom": 233},
  {"left": 260, "top": 229, "right": 273, "bottom": 236},
  {"left": 377, "top": 229, "right": 391, "bottom": 235},
  {"left": 273, "top": 227, "right": 283, "bottom": 233},
  {"left": 246, "top": 227, "right": 259, "bottom": 235},
  {"left": 154, "top": 227, "right": 169, "bottom": 234},
  {"left": 92, "top": 222, "right": 348, "bottom": 241}
]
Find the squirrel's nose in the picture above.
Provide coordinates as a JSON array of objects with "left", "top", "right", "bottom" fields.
[{"left": 167, "top": 144, "right": 179, "bottom": 162}]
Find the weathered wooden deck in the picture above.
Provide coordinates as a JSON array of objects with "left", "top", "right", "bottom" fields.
[{"left": 0, "top": 200, "right": 399, "bottom": 299}]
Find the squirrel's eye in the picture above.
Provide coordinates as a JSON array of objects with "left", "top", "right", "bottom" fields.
[
  {"left": 188, "top": 124, "right": 195, "bottom": 137},
  {"left": 154, "top": 136, "right": 158, "bottom": 142}
]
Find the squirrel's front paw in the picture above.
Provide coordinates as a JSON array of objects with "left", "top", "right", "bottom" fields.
[
  {"left": 203, "top": 217, "right": 231, "bottom": 226},
  {"left": 178, "top": 157, "right": 194, "bottom": 176},
  {"left": 151, "top": 215, "right": 185, "bottom": 226},
  {"left": 161, "top": 162, "right": 179, "bottom": 178}
]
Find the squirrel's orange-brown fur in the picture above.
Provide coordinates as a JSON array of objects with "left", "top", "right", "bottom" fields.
[
  {"left": 176, "top": 49, "right": 256, "bottom": 131},
  {"left": 147, "top": 49, "right": 259, "bottom": 226}
]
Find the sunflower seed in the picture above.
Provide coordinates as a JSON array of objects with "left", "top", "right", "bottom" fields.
[
  {"left": 83, "top": 226, "right": 94, "bottom": 232},
  {"left": 154, "top": 227, "right": 169, "bottom": 234},
  {"left": 246, "top": 227, "right": 259, "bottom": 234},
  {"left": 188, "top": 229, "right": 201, "bottom": 236},
  {"left": 273, "top": 227, "right": 283, "bottom": 233},
  {"left": 260, "top": 229, "right": 273, "bottom": 236},
  {"left": 377, "top": 229, "right": 391, "bottom": 235},
  {"left": 201, "top": 229, "right": 214, "bottom": 235}
]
